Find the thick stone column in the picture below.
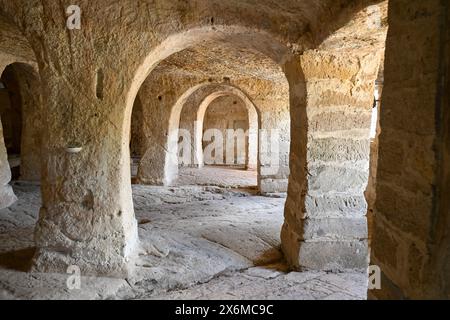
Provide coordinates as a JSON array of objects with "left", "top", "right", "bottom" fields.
[
  {"left": 283, "top": 50, "right": 381, "bottom": 271},
  {"left": 370, "top": 0, "right": 450, "bottom": 299},
  {"left": 32, "top": 65, "right": 138, "bottom": 277},
  {"left": 136, "top": 83, "right": 172, "bottom": 185},
  {"left": 137, "top": 74, "right": 198, "bottom": 185},
  {"left": 258, "top": 107, "right": 290, "bottom": 194}
]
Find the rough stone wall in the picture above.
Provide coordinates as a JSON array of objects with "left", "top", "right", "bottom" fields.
[
  {"left": 370, "top": 0, "right": 450, "bottom": 299},
  {"left": 201, "top": 95, "right": 249, "bottom": 166},
  {"left": 135, "top": 73, "right": 200, "bottom": 185}
]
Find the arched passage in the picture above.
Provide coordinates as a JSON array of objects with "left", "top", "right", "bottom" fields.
[
  {"left": 129, "top": 27, "right": 295, "bottom": 193},
  {"left": 195, "top": 89, "right": 259, "bottom": 171},
  {"left": 135, "top": 72, "right": 290, "bottom": 193},
  {"left": 122, "top": 26, "right": 303, "bottom": 274},
  {"left": 154, "top": 83, "right": 261, "bottom": 188},
  {"left": 10, "top": 2, "right": 389, "bottom": 278},
  {"left": 0, "top": 63, "right": 42, "bottom": 182},
  {"left": 0, "top": 14, "right": 42, "bottom": 210}
]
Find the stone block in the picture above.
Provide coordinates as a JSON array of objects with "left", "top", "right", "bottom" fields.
[
  {"left": 308, "top": 138, "right": 370, "bottom": 162},
  {"left": 305, "top": 194, "right": 368, "bottom": 218},
  {"left": 302, "top": 217, "right": 368, "bottom": 241},
  {"left": 298, "top": 240, "right": 369, "bottom": 271},
  {"left": 308, "top": 165, "right": 369, "bottom": 194}
]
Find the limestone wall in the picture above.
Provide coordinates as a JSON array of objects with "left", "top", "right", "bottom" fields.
[
  {"left": 135, "top": 73, "right": 199, "bottom": 185},
  {"left": 370, "top": 0, "right": 450, "bottom": 299}
]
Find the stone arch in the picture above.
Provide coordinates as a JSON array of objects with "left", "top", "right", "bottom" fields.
[
  {"left": 124, "top": 25, "right": 305, "bottom": 270},
  {"left": 161, "top": 83, "right": 260, "bottom": 187},
  {"left": 194, "top": 88, "right": 259, "bottom": 171},
  {"left": 128, "top": 26, "right": 298, "bottom": 193},
  {"left": 0, "top": 14, "right": 42, "bottom": 209}
]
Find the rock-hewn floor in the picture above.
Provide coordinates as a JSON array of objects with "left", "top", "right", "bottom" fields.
[{"left": 0, "top": 182, "right": 367, "bottom": 300}]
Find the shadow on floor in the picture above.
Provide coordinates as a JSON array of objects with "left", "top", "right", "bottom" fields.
[
  {"left": 0, "top": 247, "right": 35, "bottom": 272},
  {"left": 253, "top": 246, "right": 289, "bottom": 272}
]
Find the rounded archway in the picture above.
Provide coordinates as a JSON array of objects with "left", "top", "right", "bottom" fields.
[
  {"left": 0, "top": 63, "right": 42, "bottom": 182},
  {"left": 123, "top": 25, "right": 302, "bottom": 273},
  {"left": 0, "top": 14, "right": 42, "bottom": 210},
  {"left": 125, "top": 26, "right": 297, "bottom": 193},
  {"left": 159, "top": 83, "right": 261, "bottom": 188},
  {"left": 195, "top": 89, "right": 259, "bottom": 172}
]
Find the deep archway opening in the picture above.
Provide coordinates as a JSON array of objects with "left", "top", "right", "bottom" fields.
[
  {"left": 0, "top": 62, "right": 42, "bottom": 203},
  {"left": 0, "top": 65, "right": 22, "bottom": 180},
  {"left": 126, "top": 30, "right": 293, "bottom": 195},
  {"left": 0, "top": 62, "right": 42, "bottom": 182},
  {"left": 175, "top": 93, "right": 259, "bottom": 190},
  {"left": 0, "top": 12, "right": 44, "bottom": 274},
  {"left": 124, "top": 27, "right": 299, "bottom": 278},
  {"left": 3, "top": 0, "right": 438, "bottom": 301}
]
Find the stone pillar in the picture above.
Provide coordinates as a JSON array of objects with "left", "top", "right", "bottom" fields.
[
  {"left": 258, "top": 107, "right": 290, "bottom": 194},
  {"left": 283, "top": 50, "right": 381, "bottom": 271},
  {"left": 136, "top": 85, "right": 171, "bottom": 185},
  {"left": 137, "top": 74, "right": 198, "bottom": 186},
  {"left": 32, "top": 65, "right": 138, "bottom": 277},
  {"left": 0, "top": 61, "right": 17, "bottom": 209},
  {"left": 370, "top": 0, "right": 450, "bottom": 299}
]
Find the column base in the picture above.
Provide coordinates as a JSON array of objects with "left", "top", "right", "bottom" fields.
[
  {"left": 31, "top": 246, "right": 136, "bottom": 278},
  {"left": 282, "top": 222, "right": 369, "bottom": 271},
  {"left": 32, "top": 207, "right": 139, "bottom": 278},
  {"left": 0, "top": 184, "right": 18, "bottom": 209}
]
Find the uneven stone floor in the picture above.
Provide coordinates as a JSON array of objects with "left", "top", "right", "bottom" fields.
[{"left": 0, "top": 182, "right": 367, "bottom": 300}]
